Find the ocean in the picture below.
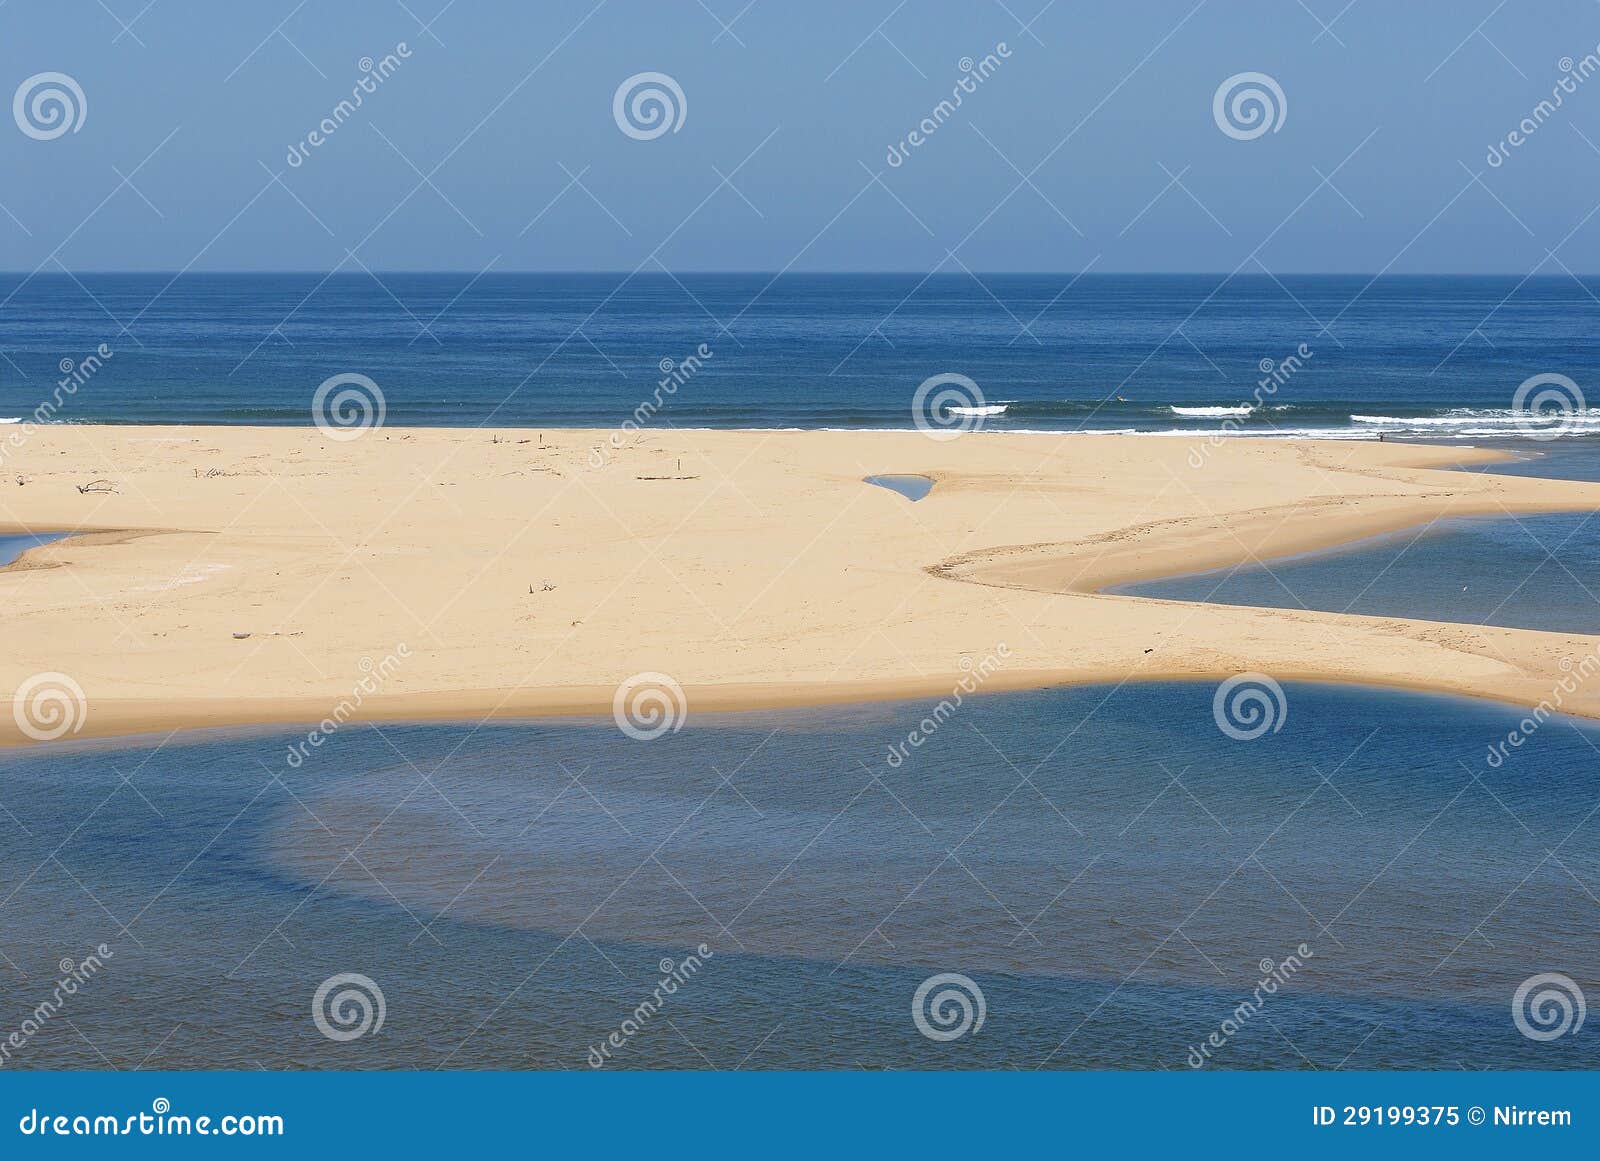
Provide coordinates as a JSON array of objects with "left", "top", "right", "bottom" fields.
[
  {"left": 1, "top": 682, "right": 1596, "bottom": 1071},
  {"left": 2, "top": 273, "right": 1597, "bottom": 437}
]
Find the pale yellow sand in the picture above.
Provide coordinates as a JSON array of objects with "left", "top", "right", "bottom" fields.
[{"left": 3, "top": 424, "right": 1600, "bottom": 745}]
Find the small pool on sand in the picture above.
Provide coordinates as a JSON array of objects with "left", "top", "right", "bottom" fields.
[
  {"left": 0, "top": 531, "right": 64, "bottom": 567},
  {"left": 864, "top": 474, "right": 933, "bottom": 501}
]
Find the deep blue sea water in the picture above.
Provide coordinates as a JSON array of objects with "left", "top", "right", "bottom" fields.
[
  {"left": 1, "top": 682, "right": 1595, "bottom": 1071},
  {"left": 2, "top": 273, "right": 1597, "bottom": 435}
]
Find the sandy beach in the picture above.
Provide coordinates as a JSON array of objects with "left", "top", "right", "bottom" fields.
[{"left": 4, "top": 424, "right": 1600, "bottom": 745}]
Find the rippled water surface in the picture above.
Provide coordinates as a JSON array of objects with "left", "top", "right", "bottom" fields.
[
  {"left": 1120, "top": 512, "right": 1600, "bottom": 633},
  {"left": 1, "top": 682, "right": 1595, "bottom": 1070},
  {"left": 5, "top": 273, "right": 1600, "bottom": 437},
  {"left": 1122, "top": 441, "right": 1600, "bottom": 632}
]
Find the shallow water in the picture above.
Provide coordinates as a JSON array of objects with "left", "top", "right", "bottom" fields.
[
  {"left": 0, "top": 682, "right": 1594, "bottom": 1070},
  {"left": 864, "top": 474, "right": 933, "bottom": 501},
  {"left": 1121, "top": 441, "right": 1600, "bottom": 631},
  {"left": 1459, "top": 439, "right": 1600, "bottom": 484},
  {"left": 1119, "top": 512, "right": 1600, "bottom": 634},
  {"left": 0, "top": 531, "right": 62, "bottom": 567}
]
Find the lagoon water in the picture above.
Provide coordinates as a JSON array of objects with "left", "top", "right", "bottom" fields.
[
  {"left": 0, "top": 532, "right": 61, "bottom": 568},
  {"left": 1459, "top": 439, "right": 1600, "bottom": 484},
  {"left": 1121, "top": 442, "right": 1600, "bottom": 632},
  {"left": 1120, "top": 512, "right": 1600, "bottom": 634},
  {"left": 1, "top": 682, "right": 1595, "bottom": 1070}
]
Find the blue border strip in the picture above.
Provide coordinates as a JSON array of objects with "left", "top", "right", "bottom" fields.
[{"left": 2, "top": 1071, "right": 1593, "bottom": 1156}]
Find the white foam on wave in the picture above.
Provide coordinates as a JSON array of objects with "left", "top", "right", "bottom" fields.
[
  {"left": 1353, "top": 410, "right": 1600, "bottom": 428},
  {"left": 1170, "top": 405, "right": 1254, "bottom": 417},
  {"left": 1145, "top": 426, "right": 1378, "bottom": 440},
  {"left": 947, "top": 404, "right": 1008, "bottom": 416},
  {"left": 0, "top": 417, "right": 21, "bottom": 424},
  {"left": 806, "top": 424, "right": 1372, "bottom": 439}
]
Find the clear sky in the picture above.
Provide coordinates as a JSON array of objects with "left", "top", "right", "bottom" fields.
[{"left": 2, "top": 0, "right": 1598, "bottom": 272}]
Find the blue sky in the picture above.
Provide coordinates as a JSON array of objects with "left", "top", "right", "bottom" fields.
[{"left": 2, "top": 0, "right": 1598, "bottom": 272}]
